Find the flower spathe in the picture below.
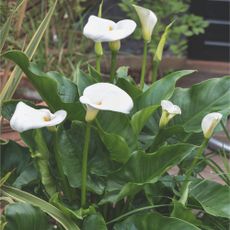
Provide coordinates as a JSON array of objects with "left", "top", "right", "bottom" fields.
[
  {"left": 159, "top": 100, "right": 181, "bottom": 128},
  {"left": 201, "top": 112, "right": 223, "bottom": 139},
  {"left": 133, "top": 4, "right": 157, "bottom": 42},
  {"left": 80, "top": 83, "right": 134, "bottom": 122},
  {"left": 10, "top": 102, "right": 67, "bottom": 132},
  {"left": 83, "top": 15, "right": 136, "bottom": 42}
]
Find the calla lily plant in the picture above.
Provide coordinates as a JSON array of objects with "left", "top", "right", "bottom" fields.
[{"left": 1, "top": 2, "right": 230, "bottom": 230}]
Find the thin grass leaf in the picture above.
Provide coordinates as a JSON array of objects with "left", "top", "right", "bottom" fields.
[
  {"left": 1, "top": 185, "right": 80, "bottom": 230},
  {"left": 0, "top": 0, "right": 57, "bottom": 104}
]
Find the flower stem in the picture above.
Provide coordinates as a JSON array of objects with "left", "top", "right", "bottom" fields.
[
  {"left": 140, "top": 41, "right": 148, "bottom": 90},
  {"left": 96, "top": 55, "right": 101, "bottom": 74},
  {"left": 81, "top": 122, "right": 91, "bottom": 208},
  {"left": 110, "top": 51, "right": 117, "bottom": 83},
  {"left": 179, "top": 139, "right": 208, "bottom": 205}
]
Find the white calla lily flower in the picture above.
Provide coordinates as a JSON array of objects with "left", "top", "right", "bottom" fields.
[
  {"left": 83, "top": 15, "right": 136, "bottom": 42},
  {"left": 10, "top": 102, "right": 67, "bottom": 132},
  {"left": 201, "top": 112, "right": 223, "bottom": 139},
  {"left": 159, "top": 100, "right": 181, "bottom": 128},
  {"left": 133, "top": 4, "right": 157, "bottom": 42},
  {"left": 80, "top": 83, "right": 133, "bottom": 122}
]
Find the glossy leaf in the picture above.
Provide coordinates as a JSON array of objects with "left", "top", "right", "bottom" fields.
[
  {"left": 4, "top": 202, "right": 48, "bottom": 230},
  {"left": 83, "top": 213, "right": 107, "bottom": 230},
  {"left": 131, "top": 105, "right": 159, "bottom": 135},
  {"left": 171, "top": 76, "right": 230, "bottom": 132},
  {"left": 0, "top": 1, "right": 57, "bottom": 102},
  {"left": 113, "top": 212, "right": 199, "bottom": 230},
  {"left": 3, "top": 51, "right": 85, "bottom": 120},
  {"left": 189, "top": 180, "right": 230, "bottom": 219},
  {"left": 0, "top": 140, "right": 38, "bottom": 188},
  {"left": 100, "top": 144, "right": 196, "bottom": 204},
  {"left": 1, "top": 186, "right": 80, "bottom": 230},
  {"left": 56, "top": 121, "right": 113, "bottom": 194},
  {"left": 135, "top": 70, "right": 195, "bottom": 110}
]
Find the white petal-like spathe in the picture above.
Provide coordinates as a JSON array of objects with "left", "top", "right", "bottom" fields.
[
  {"left": 201, "top": 112, "right": 223, "bottom": 139},
  {"left": 80, "top": 83, "right": 133, "bottom": 114},
  {"left": 83, "top": 15, "right": 136, "bottom": 42},
  {"left": 10, "top": 102, "right": 67, "bottom": 132},
  {"left": 133, "top": 4, "right": 157, "bottom": 42},
  {"left": 161, "top": 100, "right": 181, "bottom": 115}
]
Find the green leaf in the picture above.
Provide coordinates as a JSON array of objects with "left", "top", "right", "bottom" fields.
[
  {"left": 0, "top": 1, "right": 57, "bottom": 102},
  {"left": 116, "top": 78, "right": 142, "bottom": 100},
  {"left": 0, "top": 140, "right": 38, "bottom": 188},
  {"left": 1, "top": 186, "right": 80, "bottom": 230},
  {"left": 56, "top": 122, "right": 112, "bottom": 194},
  {"left": 114, "top": 212, "right": 199, "bottom": 230},
  {"left": 171, "top": 200, "right": 202, "bottom": 226},
  {"left": 76, "top": 66, "right": 97, "bottom": 96},
  {"left": 0, "top": 16, "right": 12, "bottom": 53},
  {"left": 171, "top": 76, "right": 230, "bottom": 132},
  {"left": 83, "top": 213, "right": 107, "bottom": 230},
  {"left": 100, "top": 144, "right": 197, "bottom": 204},
  {"left": 97, "top": 111, "right": 138, "bottom": 151},
  {"left": 96, "top": 127, "right": 131, "bottom": 163},
  {"left": 116, "top": 66, "right": 129, "bottom": 79},
  {"left": 136, "top": 70, "right": 195, "bottom": 110},
  {"left": 0, "top": 172, "right": 12, "bottom": 188},
  {"left": 2, "top": 51, "right": 85, "bottom": 120},
  {"left": 131, "top": 105, "right": 159, "bottom": 135},
  {"left": 189, "top": 180, "right": 230, "bottom": 218},
  {"left": 88, "top": 65, "right": 101, "bottom": 82},
  {"left": 4, "top": 202, "right": 49, "bottom": 230}
]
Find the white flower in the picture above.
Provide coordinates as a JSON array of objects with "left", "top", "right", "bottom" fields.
[
  {"left": 80, "top": 83, "right": 133, "bottom": 122},
  {"left": 83, "top": 15, "right": 136, "bottom": 42},
  {"left": 133, "top": 4, "right": 157, "bottom": 42},
  {"left": 10, "top": 102, "right": 67, "bottom": 132},
  {"left": 201, "top": 112, "right": 223, "bottom": 139},
  {"left": 159, "top": 100, "right": 181, "bottom": 128}
]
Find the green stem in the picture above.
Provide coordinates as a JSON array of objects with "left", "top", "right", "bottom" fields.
[
  {"left": 81, "top": 122, "right": 91, "bottom": 208},
  {"left": 96, "top": 55, "right": 101, "bottom": 75},
  {"left": 33, "top": 129, "right": 56, "bottom": 197},
  {"left": 110, "top": 51, "right": 117, "bottom": 83},
  {"left": 140, "top": 41, "right": 148, "bottom": 90},
  {"left": 106, "top": 204, "right": 172, "bottom": 225},
  {"left": 179, "top": 139, "right": 208, "bottom": 205},
  {"left": 220, "top": 120, "right": 230, "bottom": 141},
  {"left": 152, "top": 60, "right": 159, "bottom": 83}
]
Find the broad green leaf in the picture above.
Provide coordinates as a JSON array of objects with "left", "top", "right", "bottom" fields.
[
  {"left": 1, "top": 186, "right": 80, "bottom": 230},
  {"left": 56, "top": 122, "right": 113, "bottom": 194},
  {"left": 189, "top": 180, "right": 230, "bottom": 218},
  {"left": 100, "top": 144, "right": 197, "bottom": 204},
  {"left": 0, "top": 1, "right": 57, "bottom": 102},
  {"left": 4, "top": 202, "right": 48, "bottom": 230},
  {"left": 135, "top": 70, "right": 195, "bottom": 110},
  {"left": 0, "top": 140, "right": 38, "bottom": 188},
  {"left": 116, "top": 78, "right": 142, "bottom": 101},
  {"left": 116, "top": 66, "right": 129, "bottom": 78},
  {"left": 3, "top": 51, "right": 84, "bottom": 120},
  {"left": 171, "top": 200, "right": 202, "bottom": 226},
  {"left": 114, "top": 212, "right": 199, "bottom": 230},
  {"left": 83, "top": 213, "right": 107, "bottom": 230},
  {"left": 0, "top": 172, "right": 12, "bottom": 188},
  {"left": 171, "top": 76, "right": 230, "bottom": 132},
  {"left": 97, "top": 111, "right": 138, "bottom": 151},
  {"left": 97, "top": 127, "right": 131, "bottom": 163},
  {"left": 76, "top": 66, "right": 97, "bottom": 96},
  {"left": 131, "top": 105, "right": 159, "bottom": 135}
]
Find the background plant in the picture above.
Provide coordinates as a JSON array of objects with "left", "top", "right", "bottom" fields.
[{"left": 119, "top": 0, "right": 209, "bottom": 56}]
